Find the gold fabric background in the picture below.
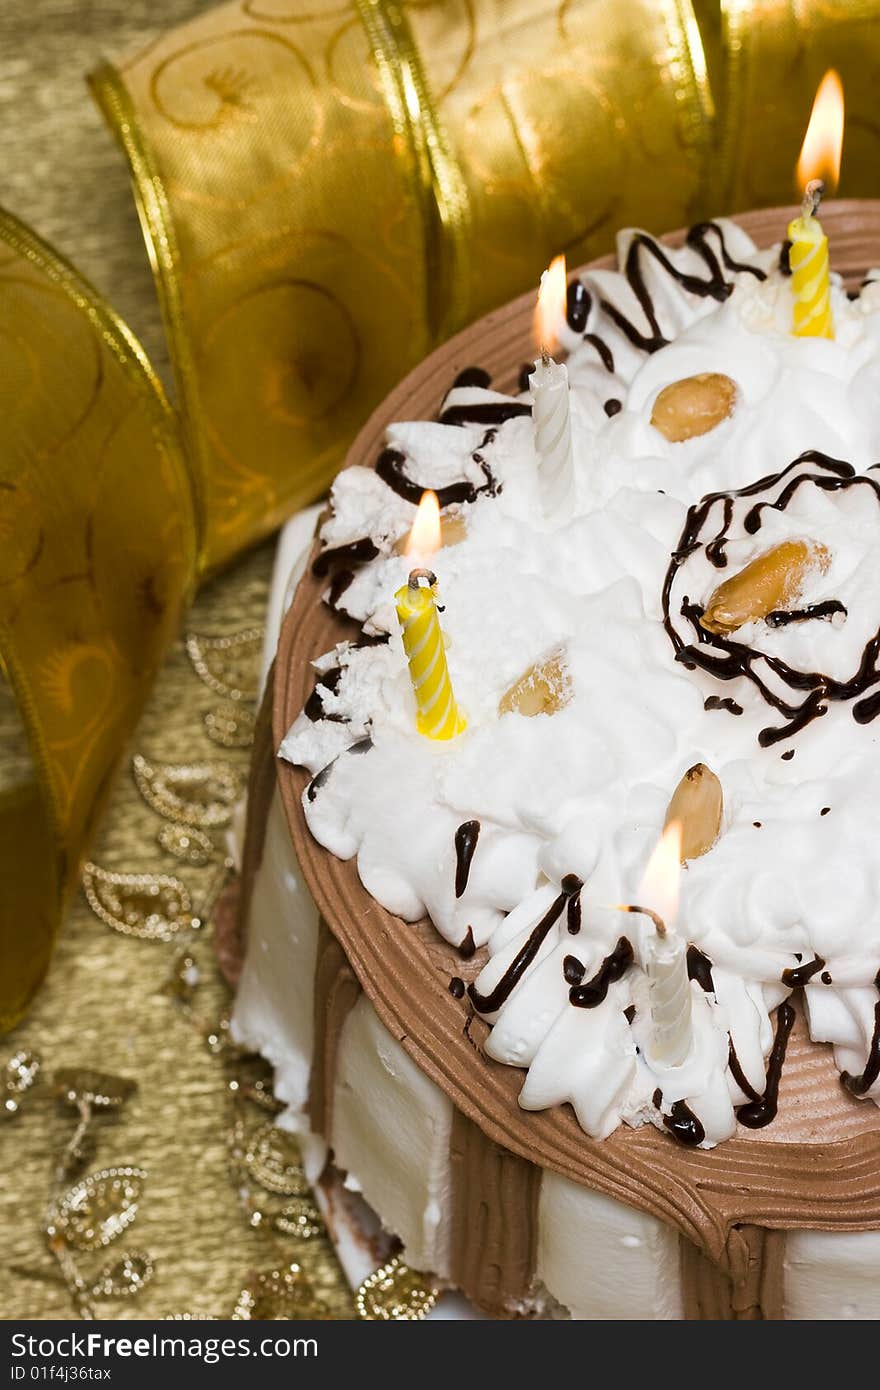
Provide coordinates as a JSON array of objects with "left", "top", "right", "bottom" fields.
[{"left": 0, "top": 0, "right": 210, "bottom": 384}]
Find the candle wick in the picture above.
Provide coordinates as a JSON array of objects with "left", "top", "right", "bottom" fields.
[
  {"left": 408, "top": 567, "right": 437, "bottom": 591},
  {"left": 802, "top": 178, "right": 825, "bottom": 221},
  {"left": 541, "top": 345, "right": 551, "bottom": 368},
  {"left": 619, "top": 902, "right": 667, "bottom": 937}
]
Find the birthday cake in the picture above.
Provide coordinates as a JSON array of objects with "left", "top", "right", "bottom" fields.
[{"left": 232, "top": 204, "right": 880, "bottom": 1319}]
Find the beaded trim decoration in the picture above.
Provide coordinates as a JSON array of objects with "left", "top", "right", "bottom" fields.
[
  {"left": 355, "top": 1256, "right": 439, "bottom": 1320},
  {"left": 204, "top": 702, "right": 257, "bottom": 749},
  {"left": 232, "top": 1263, "right": 320, "bottom": 1320},
  {"left": 81, "top": 863, "right": 196, "bottom": 940},
  {"left": 185, "top": 627, "right": 263, "bottom": 702},
  {"left": 132, "top": 754, "right": 242, "bottom": 829},
  {"left": 157, "top": 822, "right": 214, "bottom": 866},
  {"left": 2, "top": 1050, "right": 41, "bottom": 1118}
]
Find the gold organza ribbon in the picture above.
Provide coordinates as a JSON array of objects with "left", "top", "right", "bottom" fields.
[
  {"left": 717, "top": 0, "right": 880, "bottom": 211},
  {"left": 0, "top": 211, "right": 195, "bottom": 1032},
  {"left": 5, "top": 0, "right": 880, "bottom": 1032},
  {"left": 89, "top": 0, "right": 713, "bottom": 575}
]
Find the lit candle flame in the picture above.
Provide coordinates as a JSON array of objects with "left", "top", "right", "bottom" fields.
[
  {"left": 405, "top": 489, "right": 442, "bottom": 562},
  {"left": 797, "top": 69, "right": 844, "bottom": 198},
  {"left": 534, "top": 254, "right": 567, "bottom": 359},
  {"left": 637, "top": 820, "right": 683, "bottom": 933}
]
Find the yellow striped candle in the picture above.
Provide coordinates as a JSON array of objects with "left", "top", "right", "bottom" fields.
[
  {"left": 395, "top": 569, "right": 466, "bottom": 740},
  {"left": 788, "top": 180, "right": 833, "bottom": 339}
]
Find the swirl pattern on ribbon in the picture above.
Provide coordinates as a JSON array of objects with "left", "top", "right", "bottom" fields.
[{"left": 0, "top": 209, "right": 195, "bottom": 1033}]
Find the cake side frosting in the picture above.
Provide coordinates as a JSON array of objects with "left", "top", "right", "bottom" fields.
[{"left": 280, "top": 217, "right": 880, "bottom": 1150}]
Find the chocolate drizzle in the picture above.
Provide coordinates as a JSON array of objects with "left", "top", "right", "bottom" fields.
[
  {"left": 563, "top": 275, "right": 620, "bottom": 370},
  {"left": 563, "top": 954, "right": 585, "bottom": 986},
  {"left": 779, "top": 239, "right": 792, "bottom": 276},
  {"left": 563, "top": 222, "right": 764, "bottom": 376},
  {"left": 586, "top": 335, "right": 615, "bottom": 373},
  {"left": 372, "top": 444, "right": 472, "bottom": 505},
  {"left": 666, "top": 949, "right": 797, "bottom": 1136},
  {"left": 468, "top": 878, "right": 581, "bottom": 1014},
  {"left": 312, "top": 536, "right": 379, "bottom": 578},
  {"left": 841, "top": 973, "right": 880, "bottom": 1096},
  {"left": 327, "top": 570, "right": 355, "bottom": 607},
  {"left": 687, "top": 945, "right": 715, "bottom": 993},
  {"left": 765, "top": 600, "right": 846, "bottom": 629},
  {"left": 705, "top": 498, "right": 734, "bottom": 568},
  {"left": 454, "top": 820, "right": 481, "bottom": 899},
  {"left": 566, "top": 892, "right": 582, "bottom": 936},
  {"left": 663, "top": 1100, "right": 705, "bottom": 1146},
  {"left": 736, "top": 1001, "right": 796, "bottom": 1129},
  {"left": 853, "top": 688, "right": 880, "bottom": 724},
  {"left": 841, "top": 1001, "right": 880, "bottom": 1095},
  {"left": 305, "top": 666, "right": 343, "bottom": 722},
  {"left": 781, "top": 956, "right": 825, "bottom": 988},
  {"left": 306, "top": 736, "right": 373, "bottom": 803},
  {"left": 375, "top": 446, "right": 497, "bottom": 508},
  {"left": 452, "top": 366, "right": 491, "bottom": 390},
  {"left": 566, "top": 279, "right": 590, "bottom": 334},
  {"left": 561, "top": 874, "right": 583, "bottom": 936},
  {"left": 663, "top": 451, "right": 880, "bottom": 745},
  {"left": 312, "top": 394, "right": 508, "bottom": 611},
  {"left": 568, "top": 937, "right": 634, "bottom": 1009},
  {"left": 313, "top": 536, "right": 380, "bottom": 612},
  {"left": 727, "top": 1042, "right": 762, "bottom": 1105},
  {"left": 306, "top": 764, "right": 333, "bottom": 803},
  {"left": 470, "top": 429, "right": 501, "bottom": 499},
  {"left": 439, "top": 400, "right": 531, "bottom": 427},
  {"left": 597, "top": 222, "right": 766, "bottom": 355},
  {"left": 704, "top": 695, "right": 743, "bottom": 716},
  {"left": 458, "top": 926, "right": 476, "bottom": 960}
]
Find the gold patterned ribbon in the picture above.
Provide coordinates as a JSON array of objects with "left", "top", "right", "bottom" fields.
[
  {"left": 717, "top": 0, "right": 880, "bottom": 211},
  {"left": 0, "top": 210, "right": 195, "bottom": 1033},
  {"left": 89, "top": 0, "right": 715, "bottom": 575},
  {"left": 354, "top": 0, "right": 472, "bottom": 340}
]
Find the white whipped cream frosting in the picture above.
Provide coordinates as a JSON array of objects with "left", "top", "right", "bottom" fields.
[{"left": 282, "top": 220, "right": 880, "bottom": 1146}]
